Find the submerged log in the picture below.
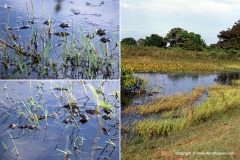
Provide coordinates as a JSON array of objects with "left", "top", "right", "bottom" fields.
[{"left": 19, "top": 25, "right": 31, "bottom": 29}]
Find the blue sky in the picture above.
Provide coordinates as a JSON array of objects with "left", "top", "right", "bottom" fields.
[{"left": 121, "top": 0, "right": 240, "bottom": 45}]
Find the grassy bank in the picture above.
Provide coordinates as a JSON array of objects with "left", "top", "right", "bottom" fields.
[
  {"left": 121, "top": 45, "right": 240, "bottom": 73},
  {"left": 122, "top": 105, "right": 240, "bottom": 160},
  {"left": 122, "top": 82, "right": 240, "bottom": 159},
  {"left": 124, "top": 87, "right": 206, "bottom": 114}
]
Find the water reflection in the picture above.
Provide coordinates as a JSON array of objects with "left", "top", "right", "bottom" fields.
[
  {"left": 215, "top": 72, "right": 240, "bottom": 84},
  {"left": 55, "top": 0, "right": 64, "bottom": 12}
]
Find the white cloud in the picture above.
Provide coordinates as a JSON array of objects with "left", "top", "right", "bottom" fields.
[
  {"left": 122, "top": 0, "right": 238, "bottom": 15},
  {"left": 121, "top": 0, "right": 240, "bottom": 44},
  {"left": 120, "top": 3, "right": 132, "bottom": 9}
]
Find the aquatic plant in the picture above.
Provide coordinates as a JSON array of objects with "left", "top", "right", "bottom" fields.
[{"left": 8, "top": 131, "right": 19, "bottom": 156}]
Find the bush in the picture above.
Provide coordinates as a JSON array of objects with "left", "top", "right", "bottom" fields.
[
  {"left": 121, "top": 65, "right": 147, "bottom": 92},
  {"left": 121, "top": 37, "right": 137, "bottom": 46},
  {"left": 144, "top": 34, "right": 167, "bottom": 48},
  {"left": 227, "top": 49, "right": 238, "bottom": 55}
]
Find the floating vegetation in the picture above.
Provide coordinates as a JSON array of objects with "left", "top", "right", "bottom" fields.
[
  {"left": 97, "top": 29, "right": 106, "bottom": 36},
  {"left": 0, "top": 80, "right": 120, "bottom": 159},
  {"left": 54, "top": 32, "right": 70, "bottom": 37},
  {"left": 59, "top": 22, "right": 69, "bottom": 29},
  {"left": 101, "top": 37, "right": 110, "bottom": 43},
  {"left": 0, "top": 0, "right": 119, "bottom": 79}
]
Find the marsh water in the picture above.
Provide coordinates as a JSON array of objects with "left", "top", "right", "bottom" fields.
[
  {"left": 0, "top": 81, "right": 120, "bottom": 160},
  {"left": 0, "top": 0, "right": 119, "bottom": 79},
  {"left": 121, "top": 72, "right": 240, "bottom": 127},
  {"left": 122, "top": 72, "right": 240, "bottom": 108}
]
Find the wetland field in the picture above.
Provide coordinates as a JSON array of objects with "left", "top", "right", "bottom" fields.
[
  {"left": 121, "top": 46, "right": 240, "bottom": 160},
  {"left": 122, "top": 46, "right": 240, "bottom": 73},
  {"left": 0, "top": 0, "right": 119, "bottom": 79}
]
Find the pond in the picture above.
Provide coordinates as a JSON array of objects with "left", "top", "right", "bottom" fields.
[
  {"left": 121, "top": 72, "right": 240, "bottom": 128},
  {"left": 122, "top": 72, "right": 240, "bottom": 107},
  {"left": 0, "top": 80, "right": 120, "bottom": 160},
  {"left": 0, "top": 0, "right": 119, "bottom": 79}
]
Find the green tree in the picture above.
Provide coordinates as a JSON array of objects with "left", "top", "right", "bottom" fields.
[
  {"left": 178, "top": 31, "right": 206, "bottom": 51},
  {"left": 144, "top": 34, "right": 167, "bottom": 47},
  {"left": 121, "top": 37, "right": 137, "bottom": 46},
  {"left": 164, "top": 27, "right": 184, "bottom": 47},
  {"left": 165, "top": 28, "right": 206, "bottom": 51},
  {"left": 217, "top": 20, "right": 240, "bottom": 49}
]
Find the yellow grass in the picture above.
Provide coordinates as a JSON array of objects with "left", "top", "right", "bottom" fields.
[
  {"left": 124, "top": 87, "right": 206, "bottom": 114},
  {"left": 122, "top": 46, "right": 240, "bottom": 73}
]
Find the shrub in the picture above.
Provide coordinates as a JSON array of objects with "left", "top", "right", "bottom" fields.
[{"left": 121, "top": 65, "right": 147, "bottom": 92}]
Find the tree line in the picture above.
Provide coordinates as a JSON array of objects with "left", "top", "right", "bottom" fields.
[{"left": 121, "top": 20, "right": 240, "bottom": 51}]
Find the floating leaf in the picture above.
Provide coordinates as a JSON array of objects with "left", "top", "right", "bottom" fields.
[{"left": 54, "top": 32, "right": 70, "bottom": 37}]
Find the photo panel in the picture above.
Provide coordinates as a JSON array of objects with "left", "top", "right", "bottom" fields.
[
  {"left": 0, "top": 0, "right": 119, "bottom": 79},
  {"left": 0, "top": 80, "right": 120, "bottom": 160},
  {"left": 121, "top": 0, "right": 240, "bottom": 159}
]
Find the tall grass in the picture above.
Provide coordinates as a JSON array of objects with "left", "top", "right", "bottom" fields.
[
  {"left": 124, "top": 87, "right": 206, "bottom": 114},
  {"left": 128, "top": 82, "right": 240, "bottom": 138}
]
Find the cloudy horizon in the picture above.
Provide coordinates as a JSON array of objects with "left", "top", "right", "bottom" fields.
[{"left": 121, "top": 0, "right": 240, "bottom": 45}]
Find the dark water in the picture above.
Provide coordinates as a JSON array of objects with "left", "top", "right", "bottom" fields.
[
  {"left": 0, "top": 81, "right": 120, "bottom": 160},
  {"left": 0, "top": 0, "right": 119, "bottom": 79}
]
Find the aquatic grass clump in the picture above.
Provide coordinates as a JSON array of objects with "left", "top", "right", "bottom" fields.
[
  {"left": 191, "top": 85, "right": 240, "bottom": 124},
  {"left": 134, "top": 118, "right": 187, "bottom": 138},
  {"left": 15, "top": 95, "right": 48, "bottom": 126},
  {"left": 124, "top": 87, "right": 206, "bottom": 114}
]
